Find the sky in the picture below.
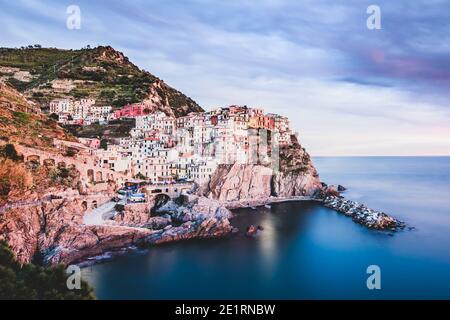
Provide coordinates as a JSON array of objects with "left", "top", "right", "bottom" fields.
[{"left": 1, "top": 0, "right": 450, "bottom": 156}]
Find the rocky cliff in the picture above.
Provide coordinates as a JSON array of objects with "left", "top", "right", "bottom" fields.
[
  {"left": 0, "top": 187, "right": 234, "bottom": 266},
  {"left": 272, "top": 139, "right": 322, "bottom": 197},
  {"left": 144, "top": 195, "right": 234, "bottom": 244},
  {"left": 207, "top": 164, "right": 274, "bottom": 202},
  {"left": 0, "top": 185, "right": 153, "bottom": 266},
  {"left": 205, "top": 135, "right": 322, "bottom": 204}
]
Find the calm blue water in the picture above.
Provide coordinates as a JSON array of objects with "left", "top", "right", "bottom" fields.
[{"left": 82, "top": 157, "right": 450, "bottom": 299}]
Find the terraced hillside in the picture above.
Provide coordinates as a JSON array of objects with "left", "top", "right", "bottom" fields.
[
  {"left": 0, "top": 81, "right": 75, "bottom": 150},
  {"left": 0, "top": 46, "right": 203, "bottom": 117}
]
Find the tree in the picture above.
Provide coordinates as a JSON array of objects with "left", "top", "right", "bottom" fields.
[
  {"left": 0, "top": 144, "right": 21, "bottom": 161},
  {"left": 100, "top": 139, "right": 108, "bottom": 150},
  {"left": 134, "top": 172, "right": 147, "bottom": 180},
  {"left": 49, "top": 113, "right": 59, "bottom": 121},
  {"left": 64, "top": 149, "right": 77, "bottom": 157},
  {"left": 0, "top": 241, "right": 95, "bottom": 300}
]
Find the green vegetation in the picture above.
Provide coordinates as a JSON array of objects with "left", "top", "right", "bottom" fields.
[
  {"left": 0, "top": 47, "right": 80, "bottom": 74},
  {"left": 0, "top": 240, "right": 95, "bottom": 300},
  {"left": 0, "top": 46, "right": 203, "bottom": 116},
  {"left": 48, "top": 166, "right": 79, "bottom": 187},
  {"left": 12, "top": 111, "right": 31, "bottom": 124},
  {"left": 64, "top": 148, "right": 77, "bottom": 157},
  {"left": 0, "top": 144, "right": 22, "bottom": 161},
  {"left": 100, "top": 139, "right": 108, "bottom": 150},
  {"left": 134, "top": 172, "right": 147, "bottom": 180},
  {"left": 63, "top": 118, "right": 136, "bottom": 139},
  {"left": 49, "top": 113, "right": 59, "bottom": 121}
]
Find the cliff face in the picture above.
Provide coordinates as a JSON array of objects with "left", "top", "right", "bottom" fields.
[
  {"left": 207, "top": 164, "right": 274, "bottom": 202},
  {"left": 272, "top": 140, "right": 322, "bottom": 197},
  {"left": 0, "top": 187, "right": 153, "bottom": 266},
  {"left": 145, "top": 196, "right": 234, "bottom": 245},
  {"left": 205, "top": 136, "right": 322, "bottom": 203},
  {"left": 0, "top": 186, "right": 235, "bottom": 266}
]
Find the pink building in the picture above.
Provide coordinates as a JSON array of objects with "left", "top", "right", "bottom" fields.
[
  {"left": 79, "top": 138, "right": 101, "bottom": 149},
  {"left": 114, "top": 103, "right": 150, "bottom": 119}
]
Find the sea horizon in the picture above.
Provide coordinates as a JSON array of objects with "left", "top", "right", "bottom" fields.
[
  {"left": 2, "top": 1, "right": 450, "bottom": 308},
  {"left": 82, "top": 156, "right": 450, "bottom": 300}
]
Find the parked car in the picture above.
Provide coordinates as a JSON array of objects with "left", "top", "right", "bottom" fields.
[{"left": 128, "top": 193, "right": 146, "bottom": 203}]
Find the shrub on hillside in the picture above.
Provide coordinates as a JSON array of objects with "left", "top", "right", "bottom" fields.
[
  {"left": 0, "top": 144, "right": 22, "bottom": 161},
  {"left": 0, "top": 241, "right": 95, "bottom": 300},
  {"left": 0, "top": 158, "right": 32, "bottom": 198}
]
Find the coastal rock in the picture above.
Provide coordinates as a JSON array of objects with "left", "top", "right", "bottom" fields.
[
  {"left": 245, "top": 225, "right": 258, "bottom": 237},
  {"left": 315, "top": 184, "right": 341, "bottom": 198},
  {"left": 113, "top": 201, "right": 170, "bottom": 228},
  {"left": 0, "top": 190, "right": 157, "bottom": 266},
  {"left": 156, "top": 196, "right": 233, "bottom": 222},
  {"left": 271, "top": 169, "right": 322, "bottom": 197},
  {"left": 43, "top": 225, "right": 153, "bottom": 266},
  {"left": 323, "top": 196, "right": 405, "bottom": 231},
  {"left": 144, "top": 217, "right": 232, "bottom": 245},
  {"left": 272, "top": 142, "right": 322, "bottom": 197},
  {"left": 204, "top": 139, "right": 322, "bottom": 204},
  {"left": 207, "top": 163, "right": 273, "bottom": 202},
  {"left": 144, "top": 196, "right": 234, "bottom": 244}
]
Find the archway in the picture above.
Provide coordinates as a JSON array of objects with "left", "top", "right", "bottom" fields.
[
  {"left": 91, "top": 200, "right": 98, "bottom": 209},
  {"left": 43, "top": 158, "right": 55, "bottom": 167},
  {"left": 57, "top": 161, "right": 66, "bottom": 169},
  {"left": 81, "top": 201, "right": 88, "bottom": 211},
  {"left": 26, "top": 154, "right": 40, "bottom": 164},
  {"left": 95, "top": 171, "right": 103, "bottom": 182}
]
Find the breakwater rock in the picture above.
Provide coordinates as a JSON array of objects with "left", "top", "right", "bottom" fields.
[
  {"left": 141, "top": 196, "right": 234, "bottom": 244},
  {"left": 323, "top": 196, "right": 405, "bottom": 231}
]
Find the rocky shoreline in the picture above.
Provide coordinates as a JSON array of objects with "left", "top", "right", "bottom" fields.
[
  {"left": 323, "top": 196, "right": 405, "bottom": 231},
  {"left": 140, "top": 195, "right": 233, "bottom": 246},
  {"left": 221, "top": 195, "right": 319, "bottom": 210},
  {"left": 77, "top": 191, "right": 408, "bottom": 267},
  {"left": 1, "top": 180, "right": 408, "bottom": 268}
]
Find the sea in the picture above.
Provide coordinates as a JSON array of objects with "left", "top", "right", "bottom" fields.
[{"left": 81, "top": 157, "right": 450, "bottom": 299}]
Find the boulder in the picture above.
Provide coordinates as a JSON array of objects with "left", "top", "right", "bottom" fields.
[
  {"left": 323, "top": 196, "right": 405, "bottom": 231},
  {"left": 114, "top": 200, "right": 155, "bottom": 226}
]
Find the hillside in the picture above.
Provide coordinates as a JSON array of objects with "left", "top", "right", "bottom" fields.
[
  {"left": 0, "top": 81, "right": 76, "bottom": 149},
  {"left": 0, "top": 46, "right": 203, "bottom": 117}
]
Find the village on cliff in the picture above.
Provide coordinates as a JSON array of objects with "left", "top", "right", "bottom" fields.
[{"left": 49, "top": 98, "right": 292, "bottom": 189}]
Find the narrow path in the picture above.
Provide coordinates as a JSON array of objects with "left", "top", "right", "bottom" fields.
[{"left": 0, "top": 196, "right": 53, "bottom": 213}]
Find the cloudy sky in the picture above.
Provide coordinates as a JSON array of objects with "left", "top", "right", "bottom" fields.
[{"left": 1, "top": 0, "right": 450, "bottom": 156}]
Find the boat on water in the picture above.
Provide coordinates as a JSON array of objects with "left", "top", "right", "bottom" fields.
[{"left": 264, "top": 204, "right": 271, "bottom": 209}]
